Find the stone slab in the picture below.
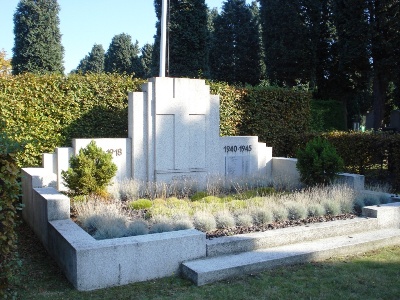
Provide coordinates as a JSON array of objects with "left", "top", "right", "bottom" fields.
[
  {"left": 49, "top": 219, "right": 207, "bottom": 291},
  {"left": 73, "top": 138, "right": 132, "bottom": 182},
  {"left": 183, "top": 228, "right": 400, "bottom": 286},
  {"left": 206, "top": 217, "right": 378, "bottom": 257}
]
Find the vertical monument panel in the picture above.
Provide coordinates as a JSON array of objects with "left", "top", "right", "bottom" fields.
[
  {"left": 189, "top": 114, "right": 206, "bottom": 169},
  {"left": 156, "top": 114, "right": 175, "bottom": 171}
]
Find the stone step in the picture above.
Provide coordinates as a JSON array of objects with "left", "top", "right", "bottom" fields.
[
  {"left": 182, "top": 228, "right": 400, "bottom": 286},
  {"left": 206, "top": 217, "right": 378, "bottom": 257}
]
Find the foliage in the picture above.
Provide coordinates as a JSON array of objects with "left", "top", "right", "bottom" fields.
[
  {"left": 105, "top": 33, "right": 141, "bottom": 75},
  {"left": 296, "top": 137, "right": 344, "bottom": 186},
  {"left": 0, "top": 73, "right": 144, "bottom": 167},
  {"left": 0, "top": 133, "right": 21, "bottom": 298},
  {"left": 129, "top": 199, "right": 153, "bottom": 210},
  {"left": 314, "top": 131, "right": 400, "bottom": 190},
  {"left": 61, "top": 141, "right": 117, "bottom": 196},
  {"left": 139, "top": 43, "right": 154, "bottom": 79},
  {"left": 259, "top": 0, "right": 316, "bottom": 87},
  {"left": 12, "top": 0, "right": 64, "bottom": 74},
  {"left": 209, "top": 81, "right": 247, "bottom": 136},
  {"left": 153, "top": 0, "right": 209, "bottom": 78},
  {"left": 75, "top": 44, "right": 105, "bottom": 74},
  {"left": 0, "top": 50, "right": 12, "bottom": 77},
  {"left": 310, "top": 99, "right": 347, "bottom": 132},
  {"left": 240, "top": 86, "right": 311, "bottom": 156},
  {"left": 210, "top": 0, "right": 264, "bottom": 85}
]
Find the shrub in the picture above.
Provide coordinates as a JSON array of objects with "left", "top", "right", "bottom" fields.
[
  {"left": 173, "top": 219, "right": 194, "bottom": 230},
  {"left": 202, "top": 196, "right": 222, "bottom": 203},
  {"left": 296, "top": 137, "right": 344, "bottom": 186},
  {"left": 128, "top": 199, "right": 152, "bottom": 210},
  {"left": 149, "top": 222, "right": 174, "bottom": 234},
  {"left": 0, "top": 133, "right": 21, "bottom": 298},
  {"left": 363, "top": 195, "right": 380, "bottom": 206},
  {"left": 308, "top": 204, "right": 326, "bottom": 217},
  {"left": 285, "top": 202, "right": 308, "bottom": 220},
  {"left": 322, "top": 201, "right": 341, "bottom": 216},
  {"left": 251, "top": 208, "right": 273, "bottom": 225},
  {"left": 353, "top": 197, "right": 366, "bottom": 215},
  {"left": 190, "top": 191, "right": 208, "bottom": 201},
  {"left": 193, "top": 212, "right": 217, "bottom": 232},
  {"left": 272, "top": 206, "right": 289, "bottom": 222},
  {"left": 236, "top": 214, "right": 254, "bottom": 227},
  {"left": 92, "top": 216, "right": 127, "bottom": 240},
  {"left": 126, "top": 220, "right": 149, "bottom": 236},
  {"left": 215, "top": 211, "right": 236, "bottom": 229},
  {"left": 62, "top": 140, "right": 117, "bottom": 196}
]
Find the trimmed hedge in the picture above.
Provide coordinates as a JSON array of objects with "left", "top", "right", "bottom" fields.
[
  {"left": 0, "top": 73, "right": 145, "bottom": 167},
  {"left": 240, "top": 86, "right": 311, "bottom": 157},
  {"left": 310, "top": 99, "right": 346, "bottom": 132},
  {"left": 0, "top": 134, "right": 21, "bottom": 298},
  {"left": 298, "top": 131, "right": 400, "bottom": 191}
]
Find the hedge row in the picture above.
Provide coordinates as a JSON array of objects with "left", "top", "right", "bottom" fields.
[
  {"left": 2, "top": 74, "right": 310, "bottom": 166},
  {"left": 240, "top": 86, "right": 311, "bottom": 157},
  {"left": 0, "top": 134, "right": 21, "bottom": 298},
  {"left": 5, "top": 74, "right": 397, "bottom": 189},
  {"left": 0, "top": 73, "right": 145, "bottom": 167}
]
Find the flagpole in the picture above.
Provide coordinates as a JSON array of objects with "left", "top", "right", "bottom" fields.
[{"left": 159, "top": 0, "right": 167, "bottom": 77}]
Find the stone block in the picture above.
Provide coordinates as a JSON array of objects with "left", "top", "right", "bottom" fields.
[
  {"left": 271, "top": 157, "right": 301, "bottom": 187},
  {"left": 363, "top": 202, "right": 400, "bottom": 229},
  {"left": 336, "top": 173, "right": 365, "bottom": 190},
  {"left": 73, "top": 139, "right": 132, "bottom": 182},
  {"left": 48, "top": 219, "right": 207, "bottom": 291}
]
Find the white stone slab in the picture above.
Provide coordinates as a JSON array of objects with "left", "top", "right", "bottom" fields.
[{"left": 73, "top": 138, "right": 132, "bottom": 182}]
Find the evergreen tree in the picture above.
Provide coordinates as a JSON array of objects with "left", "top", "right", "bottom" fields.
[
  {"left": 367, "top": 0, "right": 400, "bottom": 129},
  {"left": 153, "top": 0, "right": 209, "bottom": 78},
  {"left": 75, "top": 55, "right": 89, "bottom": 74},
  {"left": 210, "top": 0, "right": 263, "bottom": 85},
  {"left": 12, "top": 0, "right": 64, "bottom": 74},
  {"left": 139, "top": 43, "right": 154, "bottom": 78},
  {"left": 259, "top": 0, "right": 315, "bottom": 87},
  {"left": 75, "top": 44, "right": 105, "bottom": 74},
  {"left": 105, "top": 33, "right": 140, "bottom": 74}
]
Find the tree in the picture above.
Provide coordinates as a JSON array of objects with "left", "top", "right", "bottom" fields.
[
  {"left": 366, "top": 0, "right": 400, "bottom": 129},
  {"left": 12, "top": 0, "right": 64, "bottom": 74},
  {"left": 153, "top": 0, "right": 209, "bottom": 78},
  {"left": 0, "top": 50, "right": 12, "bottom": 76},
  {"left": 259, "top": 0, "right": 315, "bottom": 87},
  {"left": 75, "top": 44, "right": 105, "bottom": 74},
  {"left": 139, "top": 43, "right": 154, "bottom": 78},
  {"left": 105, "top": 33, "right": 140, "bottom": 75},
  {"left": 210, "top": 0, "right": 263, "bottom": 85}
]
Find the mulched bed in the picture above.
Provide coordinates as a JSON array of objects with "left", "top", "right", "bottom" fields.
[{"left": 206, "top": 213, "right": 357, "bottom": 239}]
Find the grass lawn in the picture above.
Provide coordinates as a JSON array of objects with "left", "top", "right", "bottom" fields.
[{"left": 11, "top": 220, "right": 400, "bottom": 300}]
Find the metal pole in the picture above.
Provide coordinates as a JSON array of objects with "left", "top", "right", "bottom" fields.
[{"left": 159, "top": 0, "right": 167, "bottom": 77}]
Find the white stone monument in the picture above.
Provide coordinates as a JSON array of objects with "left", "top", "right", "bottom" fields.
[{"left": 39, "top": 77, "right": 273, "bottom": 190}]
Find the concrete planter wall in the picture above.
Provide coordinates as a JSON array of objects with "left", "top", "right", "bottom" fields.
[{"left": 22, "top": 169, "right": 206, "bottom": 291}]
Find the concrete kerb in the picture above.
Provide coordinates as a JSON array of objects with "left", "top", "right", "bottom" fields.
[{"left": 22, "top": 168, "right": 207, "bottom": 291}]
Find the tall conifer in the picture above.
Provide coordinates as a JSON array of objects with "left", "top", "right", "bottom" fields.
[{"left": 12, "top": 0, "right": 64, "bottom": 74}]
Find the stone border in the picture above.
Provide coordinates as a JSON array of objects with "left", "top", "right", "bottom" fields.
[{"left": 22, "top": 169, "right": 206, "bottom": 291}]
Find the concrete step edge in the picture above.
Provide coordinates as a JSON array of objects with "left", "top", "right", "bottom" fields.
[
  {"left": 183, "top": 228, "right": 400, "bottom": 286},
  {"left": 207, "top": 217, "right": 379, "bottom": 257}
]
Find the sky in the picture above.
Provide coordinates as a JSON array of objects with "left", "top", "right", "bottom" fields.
[{"left": 0, "top": 0, "right": 252, "bottom": 74}]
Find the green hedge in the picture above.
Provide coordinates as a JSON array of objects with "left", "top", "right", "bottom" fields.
[
  {"left": 310, "top": 99, "right": 346, "bottom": 132},
  {"left": 0, "top": 134, "right": 21, "bottom": 298},
  {"left": 240, "top": 86, "right": 311, "bottom": 157},
  {"left": 0, "top": 73, "right": 145, "bottom": 167},
  {"left": 297, "top": 131, "right": 400, "bottom": 191}
]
